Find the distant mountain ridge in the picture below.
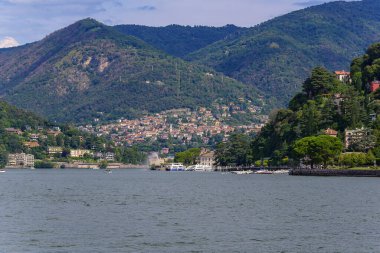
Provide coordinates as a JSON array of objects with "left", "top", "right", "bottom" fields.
[
  {"left": 114, "top": 24, "right": 247, "bottom": 58},
  {"left": 0, "top": 19, "right": 264, "bottom": 123},
  {"left": 187, "top": 0, "right": 380, "bottom": 105}
]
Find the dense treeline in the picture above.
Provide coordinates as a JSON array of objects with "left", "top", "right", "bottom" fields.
[{"left": 215, "top": 43, "right": 380, "bottom": 167}]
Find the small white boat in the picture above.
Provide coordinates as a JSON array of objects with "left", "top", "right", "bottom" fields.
[
  {"left": 272, "top": 169, "right": 289, "bottom": 174},
  {"left": 231, "top": 170, "right": 253, "bottom": 175},
  {"left": 193, "top": 164, "right": 213, "bottom": 172},
  {"left": 0, "top": 170, "right": 6, "bottom": 173},
  {"left": 167, "top": 163, "right": 185, "bottom": 171},
  {"left": 255, "top": 169, "right": 273, "bottom": 174}
]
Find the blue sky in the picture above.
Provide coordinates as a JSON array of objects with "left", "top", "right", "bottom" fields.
[{"left": 0, "top": 0, "right": 354, "bottom": 45}]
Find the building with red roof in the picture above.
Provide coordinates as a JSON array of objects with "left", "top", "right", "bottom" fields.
[{"left": 370, "top": 80, "right": 380, "bottom": 93}]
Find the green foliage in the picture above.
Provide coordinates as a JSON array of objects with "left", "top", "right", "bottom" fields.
[
  {"left": 115, "top": 147, "right": 146, "bottom": 164},
  {"left": 174, "top": 148, "right": 201, "bottom": 165},
  {"left": 338, "top": 152, "right": 375, "bottom": 168},
  {"left": 188, "top": 0, "right": 380, "bottom": 106},
  {"left": 0, "top": 145, "right": 8, "bottom": 168},
  {"left": 302, "top": 67, "right": 340, "bottom": 98},
  {"left": 34, "top": 161, "right": 55, "bottom": 169},
  {"left": 215, "top": 134, "right": 252, "bottom": 166},
  {"left": 99, "top": 160, "right": 108, "bottom": 169},
  {"left": 293, "top": 135, "right": 343, "bottom": 168}
]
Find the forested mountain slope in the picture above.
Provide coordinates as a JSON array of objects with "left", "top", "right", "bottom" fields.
[
  {"left": 0, "top": 19, "right": 263, "bottom": 123},
  {"left": 114, "top": 24, "right": 247, "bottom": 58},
  {"left": 187, "top": 0, "right": 380, "bottom": 105}
]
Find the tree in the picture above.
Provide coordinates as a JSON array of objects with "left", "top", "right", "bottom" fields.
[
  {"left": 293, "top": 135, "right": 343, "bottom": 169},
  {"left": 299, "top": 100, "right": 321, "bottom": 137},
  {"left": 302, "top": 67, "right": 339, "bottom": 99},
  {"left": 0, "top": 145, "right": 8, "bottom": 168},
  {"left": 174, "top": 148, "right": 201, "bottom": 165},
  {"left": 99, "top": 160, "right": 108, "bottom": 169},
  {"left": 215, "top": 134, "right": 252, "bottom": 166}
]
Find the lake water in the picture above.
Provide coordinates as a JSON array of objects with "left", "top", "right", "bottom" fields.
[{"left": 0, "top": 169, "right": 379, "bottom": 253}]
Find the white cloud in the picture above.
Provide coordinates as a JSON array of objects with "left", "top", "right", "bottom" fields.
[{"left": 0, "top": 36, "right": 19, "bottom": 48}]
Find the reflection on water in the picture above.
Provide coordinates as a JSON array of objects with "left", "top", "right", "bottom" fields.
[{"left": 0, "top": 169, "right": 379, "bottom": 252}]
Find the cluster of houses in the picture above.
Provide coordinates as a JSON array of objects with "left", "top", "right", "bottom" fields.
[
  {"left": 6, "top": 149, "right": 115, "bottom": 168},
  {"left": 324, "top": 128, "right": 372, "bottom": 149},
  {"left": 79, "top": 106, "right": 267, "bottom": 147}
]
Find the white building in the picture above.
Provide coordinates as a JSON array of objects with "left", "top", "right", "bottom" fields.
[
  {"left": 7, "top": 153, "right": 35, "bottom": 167},
  {"left": 70, "top": 149, "right": 93, "bottom": 158},
  {"left": 199, "top": 149, "right": 215, "bottom": 168}
]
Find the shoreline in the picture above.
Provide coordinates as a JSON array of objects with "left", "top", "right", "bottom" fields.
[{"left": 289, "top": 169, "right": 380, "bottom": 177}]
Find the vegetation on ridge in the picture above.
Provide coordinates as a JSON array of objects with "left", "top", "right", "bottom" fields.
[
  {"left": 188, "top": 0, "right": 380, "bottom": 106},
  {"left": 114, "top": 24, "right": 247, "bottom": 58}
]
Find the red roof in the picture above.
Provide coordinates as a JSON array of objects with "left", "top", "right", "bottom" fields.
[
  {"left": 335, "top": 70, "right": 350, "bottom": 75},
  {"left": 325, "top": 128, "right": 338, "bottom": 135}
]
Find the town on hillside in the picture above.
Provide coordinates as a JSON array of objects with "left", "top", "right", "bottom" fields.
[{"left": 78, "top": 101, "right": 268, "bottom": 147}]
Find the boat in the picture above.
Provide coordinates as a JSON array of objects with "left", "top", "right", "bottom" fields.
[
  {"left": 272, "top": 169, "right": 289, "bottom": 174},
  {"left": 254, "top": 169, "right": 273, "bottom": 174},
  {"left": 0, "top": 170, "right": 5, "bottom": 173},
  {"left": 231, "top": 170, "right": 253, "bottom": 175},
  {"left": 167, "top": 163, "right": 185, "bottom": 171},
  {"left": 193, "top": 164, "right": 213, "bottom": 172}
]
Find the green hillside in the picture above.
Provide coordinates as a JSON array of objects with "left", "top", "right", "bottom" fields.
[
  {"left": 187, "top": 0, "right": 380, "bottom": 106},
  {"left": 252, "top": 42, "right": 380, "bottom": 164},
  {"left": 0, "top": 19, "right": 264, "bottom": 123},
  {"left": 114, "top": 24, "right": 247, "bottom": 58},
  {"left": 0, "top": 100, "right": 103, "bottom": 167},
  {"left": 213, "top": 42, "right": 380, "bottom": 167}
]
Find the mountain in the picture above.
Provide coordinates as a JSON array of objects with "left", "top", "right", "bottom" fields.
[
  {"left": 187, "top": 0, "right": 380, "bottom": 106},
  {"left": 0, "top": 19, "right": 264, "bottom": 123},
  {"left": 114, "top": 24, "right": 247, "bottom": 58}
]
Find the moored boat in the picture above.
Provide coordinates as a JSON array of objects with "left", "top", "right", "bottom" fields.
[
  {"left": 231, "top": 170, "right": 253, "bottom": 175},
  {"left": 167, "top": 163, "right": 185, "bottom": 171},
  {"left": 272, "top": 169, "right": 289, "bottom": 174},
  {"left": 254, "top": 169, "right": 273, "bottom": 174}
]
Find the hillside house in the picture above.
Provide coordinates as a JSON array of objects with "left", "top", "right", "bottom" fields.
[
  {"left": 70, "top": 149, "right": 93, "bottom": 158},
  {"left": 370, "top": 80, "right": 380, "bottom": 93},
  {"left": 324, "top": 128, "right": 338, "bottom": 138},
  {"left": 344, "top": 128, "right": 371, "bottom": 149},
  {"left": 199, "top": 149, "right": 215, "bottom": 168},
  {"left": 23, "top": 141, "right": 40, "bottom": 148},
  {"left": 7, "top": 153, "right": 35, "bottom": 167},
  {"left": 47, "top": 146, "right": 63, "bottom": 155},
  {"left": 5, "top": 128, "right": 22, "bottom": 135},
  {"left": 335, "top": 70, "right": 350, "bottom": 83}
]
